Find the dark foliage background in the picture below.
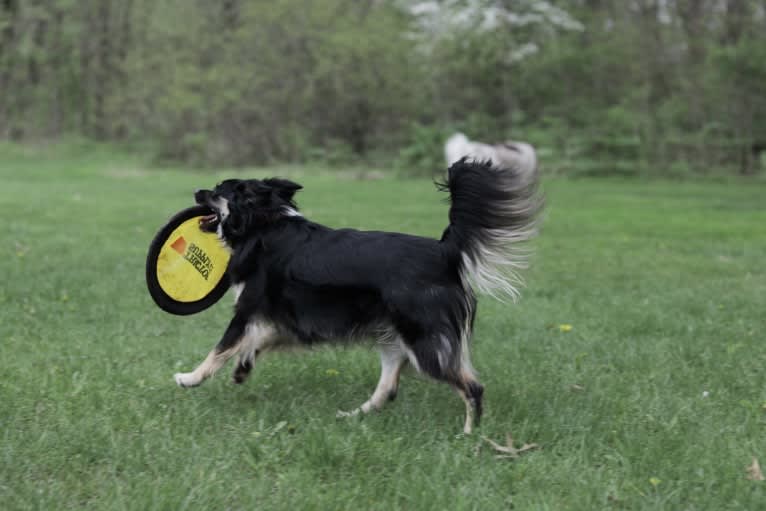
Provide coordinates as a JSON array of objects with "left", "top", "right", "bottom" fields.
[{"left": 1, "top": 0, "right": 764, "bottom": 175}]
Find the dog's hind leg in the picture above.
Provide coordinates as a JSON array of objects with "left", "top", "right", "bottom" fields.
[
  {"left": 405, "top": 334, "right": 484, "bottom": 434},
  {"left": 453, "top": 373, "right": 484, "bottom": 435},
  {"left": 452, "top": 340, "right": 484, "bottom": 434},
  {"left": 174, "top": 315, "right": 276, "bottom": 388},
  {"left": 337, "top": 341, "right": 408, "bottom": 417}
]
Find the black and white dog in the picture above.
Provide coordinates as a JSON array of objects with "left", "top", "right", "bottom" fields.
[{"left": 174, "top": 145, "right": 542, "bottom": 433}]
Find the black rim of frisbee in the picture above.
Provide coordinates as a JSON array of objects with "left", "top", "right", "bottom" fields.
[{"left": 146, "top": 205, "right": 231, "bottom": 315}]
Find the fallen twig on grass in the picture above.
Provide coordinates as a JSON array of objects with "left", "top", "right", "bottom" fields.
[
  {"left": 746, "top": 457, "right": 764, "bottom": 481},
  {"left": 481, "top": 433, "right": 540, "bottom": 459}
]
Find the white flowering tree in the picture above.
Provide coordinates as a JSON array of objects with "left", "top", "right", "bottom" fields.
[
  {"left": 397, "top": 1, "right": 583, "bottom": 141},
  {"left": 407, "top": 0, "right": 583, "bottom": 61}
]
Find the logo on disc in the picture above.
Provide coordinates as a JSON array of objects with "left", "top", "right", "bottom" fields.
[{"left": 171, "top": 236, "right": 214, "bottom": 280}]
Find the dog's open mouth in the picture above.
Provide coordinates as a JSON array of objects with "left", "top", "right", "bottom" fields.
[{"left": 199, "top": 214, "right": 220, "bottom": 233}]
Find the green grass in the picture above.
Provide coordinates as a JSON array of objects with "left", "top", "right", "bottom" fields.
[{"left": 1, "top": 144, "right": 764, "bottom": 510}]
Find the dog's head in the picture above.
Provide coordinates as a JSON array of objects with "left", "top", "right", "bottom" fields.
[{"left": 194, "top": 178, "right": 303, "bottom": 243}]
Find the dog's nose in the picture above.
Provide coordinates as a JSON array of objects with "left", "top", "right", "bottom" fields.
[{"left": 194, "top": 189, "right": 210, "bottom": 204}]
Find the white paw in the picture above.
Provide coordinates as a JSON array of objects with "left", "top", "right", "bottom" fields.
[{"left": 174, "top": 372, "right": 200, "bottom": 388}]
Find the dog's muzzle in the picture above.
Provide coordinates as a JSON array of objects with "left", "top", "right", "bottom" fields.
[{"left": 194, "top": 189, "right": 220, "bottom": 233}]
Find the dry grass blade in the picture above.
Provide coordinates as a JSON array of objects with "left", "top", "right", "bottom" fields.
[
  {"left": 481, "top": 433, "right": 540, "bottom": 459},
  {"left": 746, "top": 457, "right": 764, "bottom": 481},
  {"left": 481, "top": 435, "right": 516, "bottom": 456}
]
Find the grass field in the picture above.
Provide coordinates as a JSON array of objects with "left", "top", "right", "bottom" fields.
[{"left": 1, "top": 143, "right": 764, "bottom": 510}]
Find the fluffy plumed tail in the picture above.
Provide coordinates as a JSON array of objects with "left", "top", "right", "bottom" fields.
[{"left": 439, "top": 142, "right": 543, "bottom": 301}]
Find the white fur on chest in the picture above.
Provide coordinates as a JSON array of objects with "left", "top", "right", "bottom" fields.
[{"left": 232, "top": 282, "right": 245, "bottom": 303}]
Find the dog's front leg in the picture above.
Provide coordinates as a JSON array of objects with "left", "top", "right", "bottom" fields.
[
  {"left": 174, "top": 314, "right": 249, "bottom": 388},
  {"left": 232, "top": 356, "right": 255, "bottom": 384},
  {"left": 337, "top": 342, "right": 408, "bottom": 417}
]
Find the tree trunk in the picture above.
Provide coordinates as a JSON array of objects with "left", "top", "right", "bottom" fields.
[
  {"left": 93, "top": 0, "right": 113, "bottom": 139},
  {"left": 50, "top": 6, "right": 65, "bottom": 136},
  {"left": 0, "top": 0, "right": 19, "bottom": 136},
  {"left": 677, "top": 0, "right": 708, "bottom": 132},
  {"left": 79, "top": 2, "right": 95, "bottom": 135},
  {"left": 722, "top": 0, "right": 749, "bottom": 45},
  {"left": 112, "top": 0, "right": 133, "bottom": 138}
]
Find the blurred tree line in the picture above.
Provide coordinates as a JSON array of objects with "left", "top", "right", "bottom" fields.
[{"left": 0, "top": 0, "right": 764, "bottom": 175}]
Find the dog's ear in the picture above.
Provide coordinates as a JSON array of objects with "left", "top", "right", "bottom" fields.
[{"left": 263, "top": 178, "right": 302, "bottom": 203}]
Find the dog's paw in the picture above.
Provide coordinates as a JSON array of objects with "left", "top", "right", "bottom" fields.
[
  {"left": 231, "top": 370, "right": 250, "bottom": 385},
  {"left": 174, "top": 372, "right": 200, "bottom": 388}
]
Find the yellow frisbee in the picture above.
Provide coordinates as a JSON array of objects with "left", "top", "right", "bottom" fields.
[{"left": 146, "top": 205, "right": 231, "bottom": 315}]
